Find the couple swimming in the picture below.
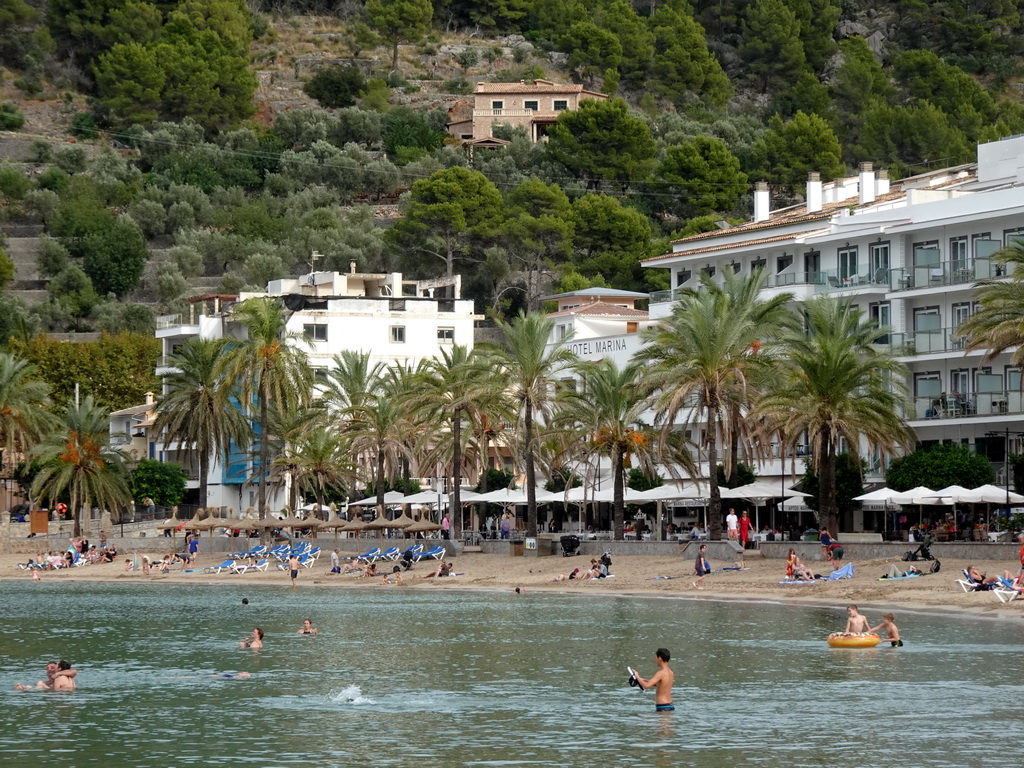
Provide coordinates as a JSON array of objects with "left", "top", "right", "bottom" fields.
[{"left": 15, "top": 660, "right": 77, "bottom": 691}]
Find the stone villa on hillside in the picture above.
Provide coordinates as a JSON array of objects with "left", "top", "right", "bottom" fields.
[{"left": 447, "top": 79, "right": 607, "bottom": 143}]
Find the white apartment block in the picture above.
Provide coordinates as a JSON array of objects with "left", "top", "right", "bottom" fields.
[
  {"left": 150, "top": 268, "right": 479, "bottom": 511},
  {"left": 640, "top": 135, "right": 1024, "bottom": 506}
]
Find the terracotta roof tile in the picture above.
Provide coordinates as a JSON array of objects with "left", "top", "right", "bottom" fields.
[{"left": 474, "top": 80, "right": 606, "bottom": 98}]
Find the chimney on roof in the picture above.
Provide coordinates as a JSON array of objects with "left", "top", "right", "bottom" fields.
[
  {"left": 807, "top": 172, "right": 822, "bottom": 214},
  {"left": 876, "top": 169, "right": 890, "bottom": 197},
  {"left": 859, "top": 162, "right": 876, "bottom": 205},
  {"left": 144, "top": 391, "right": 155, "bottom": 406},
  {"left": 754, "top": 181, "right": 770, "bottom": 223}
]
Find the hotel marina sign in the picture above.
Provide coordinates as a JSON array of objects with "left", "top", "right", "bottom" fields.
[{"left": 568, "top": 335, "right": 641, "bottom": 361}]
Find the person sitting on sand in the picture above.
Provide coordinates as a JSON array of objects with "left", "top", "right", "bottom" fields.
[
  {"left": 692, "top": 544, "right": 711, "bottom": 589},
  {"left": 360, "top": 562, "right": 378, "bottom": 578},
  {"left": 578, "top": 559, "right": 601, "bottom": 580},
  {"left": 869, "top": 612, "right": 903, "bottom": 647},
  {"left": 382, "top": 566, "right": 404, "bottom": 585},
  {"left": 240, "top": 628, "right": 264, "bottom": 649},
  {"left": 567, "top": 567, "right": 580, "bottom": 580},
  {"left": 123, "top": 558, "right": 134, "bottom": 572},
  {"left": 339, "top": 561, "right": 362, "bottom": 575},
  {"left": 844, "top": 605, "right": 871, "bottom": 634},
  {"left": 423, "top": 561, "right": 452, "bottom": 579},
  {"left": 297, "top": 619, "right": 318, "bottom": 635},
  {"left": 786, "top": 549, "right": 815, "bottom": 581}
]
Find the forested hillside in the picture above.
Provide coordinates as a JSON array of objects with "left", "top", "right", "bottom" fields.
[{"left": 1, "top": 0, "right": 1023, "bottom": 330}]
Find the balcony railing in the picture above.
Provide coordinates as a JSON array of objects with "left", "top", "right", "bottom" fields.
[
  {"left": 911, "top": 389, "right": 1023, "bottom": 421},
  {"left": 888, "top": 258, "right": 1006, "bottom": 291},
  {"left": 156, "top": 314, "right": 183, "bottom": 329},
  {"left": 888, "top": 327, "right": 967, "bottom": 356}
]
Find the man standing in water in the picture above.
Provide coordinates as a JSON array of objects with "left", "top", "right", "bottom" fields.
[{"left": 633, "top": 648, "right": 675, "bottom": 712}]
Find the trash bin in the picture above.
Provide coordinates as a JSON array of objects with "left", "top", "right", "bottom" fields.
[{"left": 511, "top": 542, "right": 524, "bottom": 556}]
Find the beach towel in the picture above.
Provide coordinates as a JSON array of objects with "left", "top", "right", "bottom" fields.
[
  {"left": 722, "top": 567, "right": 749, "bottom": 571},
  {"left": 827, "top": 563, "right": 854, "bottom": 580},
  {"left": 648, "top": 576, "right": 678, "bottom": 580},
  {"left": 779, "top": 579, "right": 818, "bottom": 584}
]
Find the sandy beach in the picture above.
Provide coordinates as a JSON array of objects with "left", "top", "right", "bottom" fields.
[{"left": 6, "top": 548, "right": 1024, "bottom": 623}]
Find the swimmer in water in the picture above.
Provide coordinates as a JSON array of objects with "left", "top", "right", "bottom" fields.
[
  {"left": 16, "top": 660, "right": 77, "bottom": 691},
  {"left": 869, "top": 612, "right": 903, "bottom": 647},
  {"left": 297, "top": 619, "right": 318, "bottom": 635},
  {"left": 633, "top": 648, "right": 675, "bottom": 712},
  {"left": 240, "top": 628, "right": 264, "bottom": 649}
]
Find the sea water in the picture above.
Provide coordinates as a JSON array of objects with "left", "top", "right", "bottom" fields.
[{"left": 1, "top": 581, "right": 1022, "bottom": 767}]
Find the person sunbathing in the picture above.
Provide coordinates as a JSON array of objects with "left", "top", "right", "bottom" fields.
[
  {"left": 422, "top": 561, "right": 452, "bottom": 579},
  {"left": 966, "top": 565, "right": 1001, "bottom": 589},
  {"left": 578, "top": 559, "right": 602, "bottom": 580},
  {"left": 359, "top": 562, "right": 377, "bottom": 578},
  {"left": 339, "top": 561, "right": 363, "bottom": 575}
]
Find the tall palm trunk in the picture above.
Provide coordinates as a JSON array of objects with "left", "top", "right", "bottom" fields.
[
  {"left": 612, "top": 443, "right": 625, "bottom": 540},
  {"left": 524, "top": 401, "right": 537, "bottom": 537},
  {"left": 706, "top": 408, "right": 722, "bottom": 540},
  {"left": 254, "top": 385, "right": 268, "bottom": 540},
  {"left": 819, "top": 426, "right": 839, "bottom": 534},
  {"left": 451, "top": 408, "right": 462, "bottom": 540},
  {"left": 199, "top": 446, "right": 210, "bottom": 514},
  {"left": 375, "top": 447, "right": 386, "bottom": 516}
]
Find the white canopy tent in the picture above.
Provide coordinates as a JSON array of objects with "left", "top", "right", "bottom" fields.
[{"left": 721, "top": 482, "right": 810, "bottom": 532}]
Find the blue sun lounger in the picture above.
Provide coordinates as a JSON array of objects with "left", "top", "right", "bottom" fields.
[
  {"left": 203, "top": 559, "right": 236, "bottom": 574},
  {"left": 412, "top": 545, "right": 446, "bottom": 562}
]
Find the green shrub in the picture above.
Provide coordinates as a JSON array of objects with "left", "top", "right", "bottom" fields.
[
  {"left": 0, "top": 163, "right": 31, "bottom": 200},
  {"left": 36, "top": 167, "right": 70, "bottom": 192},
  {"left": 53, "top": 146, "right": 88, "bottom": 174},
  {"left": 0, "top": 103, "right": 26, "bottom": 131},
  {"left": 303, "top": 64, "right": 366, "bottom": 109},
  {"left": 70, "top": 112, "right": 100, "bottom": 140},
  {"left": 29, "top": 139, "right": 53, "bottom": 163},
  {"left": 442, "top": 78, "right": 472, "bottom": 95}
]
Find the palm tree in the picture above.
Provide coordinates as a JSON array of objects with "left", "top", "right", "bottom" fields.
[
  {"left": 0, "top": 352, "right": 57, "bottom": 477},
  {"left": 220, "top": 297, "right": 313, "bottom": 521},
  {"left": 638, "top": 270, "right": 795, "bottom": 539},
  {"left": 555, "top": 358, "right": 662, "bottom": 539},
  {"left": 756, "top": 297, "right": 914, "bottom": 535},
  {"left": 322, "top": 350, "right": 389, "bottom": 413},
  {"left": 414, "top": 344, "right": 512, "bottom": 539},
  {"left": 488, "top": 312, "right": 577, "bottom": 537},
  {"left": 291, "top": 426, "right": 356, "bottom": 517},
  {"left": 268, "top": 405, "right": 327, "bottom": 512},
  {"left": 959, "top": 240, "right": 1024, "bottom": 365},
  {"left": 31, "top": 396, "right": 132, "bottom": 537},
  {"left": 344, "top": 378, "right": 415, "bottom": 516},
  {"left": 154, "top": 338, "right": 249, "bottom": 512}
]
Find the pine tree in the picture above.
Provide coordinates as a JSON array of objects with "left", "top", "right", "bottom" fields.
[{"left": 739, "top": 0, "right": 809, "bottom": 93}]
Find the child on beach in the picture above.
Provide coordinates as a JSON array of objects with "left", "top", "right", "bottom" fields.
[
  {"left": 870, "top": 613, "right": 903, "bottom": 647},
  {"left": 692, "top": 544, "right": 710, "bottom": 589}
]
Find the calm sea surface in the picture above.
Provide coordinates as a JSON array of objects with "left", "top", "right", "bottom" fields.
[{"left": 1, "top": 581, "right": 1022, "bottom": 768}]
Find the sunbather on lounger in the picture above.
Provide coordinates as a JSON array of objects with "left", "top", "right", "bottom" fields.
[{"left": 967, "top": 565, "right": 1001, "bottom": 589}]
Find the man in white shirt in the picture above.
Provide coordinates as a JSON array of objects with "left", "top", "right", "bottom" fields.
[{"left": 726, "top": 508, "right": 738, "bottom": 540}]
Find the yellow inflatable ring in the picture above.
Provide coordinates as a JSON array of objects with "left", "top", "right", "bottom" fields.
[{"left": 827, "top": 632, "right": 881, "bottom": 648}]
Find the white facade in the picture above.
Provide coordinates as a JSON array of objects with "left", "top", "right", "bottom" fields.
[
  {"left": 151, "top": 269, "right": 480, "bottom": 511},
  {"left": 641, "top": 135, "right": 1024, "bottom": 494}
]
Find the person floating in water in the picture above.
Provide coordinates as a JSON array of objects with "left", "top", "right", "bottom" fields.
[
  {"left": 297, "top": 619, "right": 318, "bottom": 635},
  {"left": 633, "top": 648, "right": 675, "bottom": 712},
  {"left": 240, "top": 628, "right": 264, "bottom": 649},
  {"left": 870, "top": 612, "right": 903, "bottom": 647},
  {"left": 844, "top": 605, "right": 871, "bottom": 634}
]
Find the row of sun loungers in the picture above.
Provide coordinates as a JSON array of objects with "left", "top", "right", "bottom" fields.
[{"left": 351, "top": 544, "right": 445, "bottom": 563}]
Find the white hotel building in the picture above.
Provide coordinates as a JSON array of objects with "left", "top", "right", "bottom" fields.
[
  {"left": 539, "top": 136, "right": 1024, "bottom": 532},
  {"left": 639, "top": 135, "right": 1024, "bottom": 508},
  {"left": 150, "top": 269, "right": 478, "bottom": 511}
]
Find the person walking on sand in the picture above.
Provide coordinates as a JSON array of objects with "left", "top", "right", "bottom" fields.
[
  {"left": 288, "top": 554, "right": 300, "bottom": 587},
  {"left": 633, "top": 648, "right": 675, "bottom": 712},
  {"left": 739, "top": 511, "right": 752, "bottom": 548},
  {"left": 845, "top": 605, "right": 871, "bottom": 634},
  {"left": 692, "top": 544, "right": 711, "bottom": 589},
  {"left": 726, "top": 508, "right": 738, "bottom": 540}
]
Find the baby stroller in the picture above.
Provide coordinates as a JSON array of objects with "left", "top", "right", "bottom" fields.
[
  {"left": 903, "top": 532, "right": 935, "bottom": 561},
  {"left": 560, "top": 535, "right": 581, "bottom": 557}
]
